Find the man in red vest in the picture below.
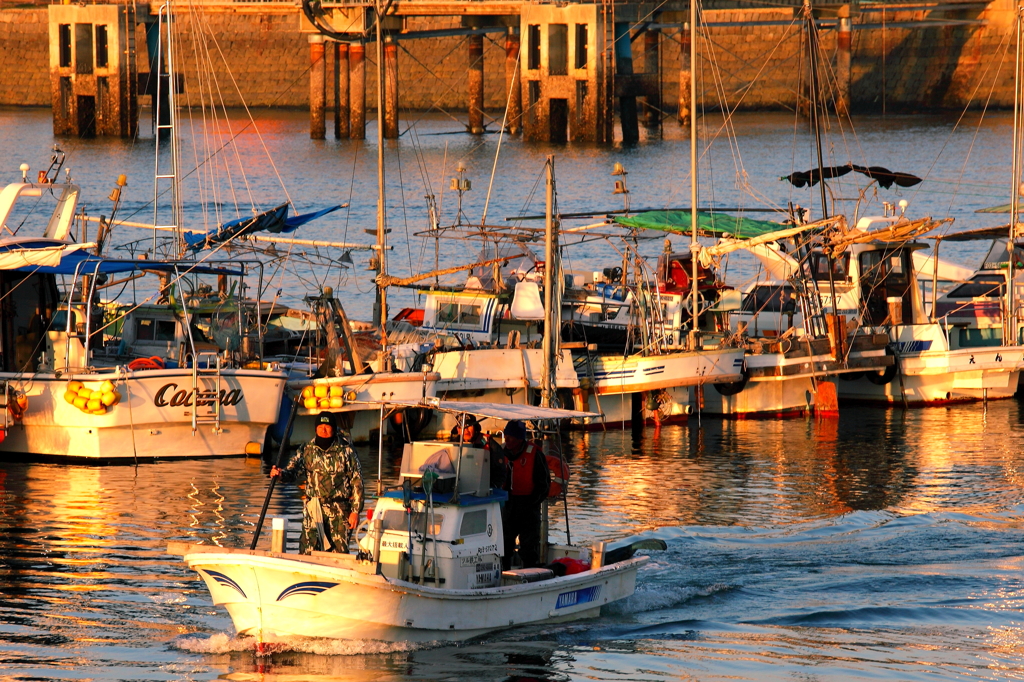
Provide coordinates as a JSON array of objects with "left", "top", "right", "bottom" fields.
[{"left": 490, "top": 419, "right": 550, "bottom": 569}]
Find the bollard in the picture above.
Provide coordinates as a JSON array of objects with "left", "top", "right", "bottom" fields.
[{"left": 271, "top": 517, "right": 286, "bottom": 554}]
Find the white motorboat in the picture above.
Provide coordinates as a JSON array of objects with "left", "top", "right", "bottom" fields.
[{"left": 170, "top": 400, "right": 663, "bottom": 642}]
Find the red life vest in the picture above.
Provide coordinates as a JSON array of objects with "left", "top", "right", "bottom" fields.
[{"left": 510, "top": 442, "right": 542, "bottom": 496}]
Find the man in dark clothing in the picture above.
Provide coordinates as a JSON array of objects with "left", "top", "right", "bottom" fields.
[
  {"left": 271, "top": 412, "right": 363, "bottom": 554},
  {"left": 451, "top": 414, "right": 508, "bottom": 491},
  {"left": 488, "top": 419, "right": 549, "bottom": 569}
]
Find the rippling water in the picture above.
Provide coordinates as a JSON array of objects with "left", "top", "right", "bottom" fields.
[
  {"left": 4, "top": 401, "right": 1024, "bottom": 681},
  {"left": 3, "top": 107, "right": 1024, "bottom": 680}
]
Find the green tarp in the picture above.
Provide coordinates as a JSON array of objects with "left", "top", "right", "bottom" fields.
[{"left": 615, "top": 210, "right": 785, "bottom": 238}]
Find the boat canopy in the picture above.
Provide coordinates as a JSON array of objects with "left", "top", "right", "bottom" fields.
[
  {"left": 384, "top": 399, "right": 599, "bottom": 421},
  {"left": 0, "top": 238, "right": 95, "bottom": 270},
  {"left": 615, "top": 210, "right": 785, "bottom": 238}
]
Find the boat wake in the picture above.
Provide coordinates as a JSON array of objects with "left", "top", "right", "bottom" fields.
[{"left": 174, "top": 632, "right": 436, "bottom": 656}]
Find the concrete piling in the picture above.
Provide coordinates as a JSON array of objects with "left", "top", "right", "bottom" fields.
[
  {"left": 468, "top": 33, "right": 485, "bottom": 134},
  {"left": 383, "top": 36, "right": 399, "bottom": 139},
  {"left": 836, "top": 5, "right": 852, "bottom": 116},
  {"left": 643, "top": 27, "right": 660, "bottom": 127},
  {"left": 350, "top": 42, "right": 366, "bottom": 140},
  {"left": 677, "top": 26, "right": 691, "bottom": 127},
  {"left": 309, "top": 35, "right": 326, "bottom": 139},
  {"left": 335, "top": 42, "right": 350, "bottom": 139},
  {"left": 505, "top": 29, "right": 522, "bottom": 134},
  {"left": 614, "top": 21, "right": 638, "bottom": 144}
]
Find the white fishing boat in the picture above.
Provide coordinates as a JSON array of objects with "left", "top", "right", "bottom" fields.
[
  {"left": 169, "top": 400, "right": 663, "bottom": 642},
  {"left": 0, "top": 159, "right": 287, "bottom": 461}
]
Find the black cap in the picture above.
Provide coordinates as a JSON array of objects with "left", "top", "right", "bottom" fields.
[{"left": 317, "top": 412, "right": 337, "bottom": 430}]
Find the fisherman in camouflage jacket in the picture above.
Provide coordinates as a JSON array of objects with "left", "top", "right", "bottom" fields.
[{"left": 271, "top": 412, "right": 364, "bottom": 554}]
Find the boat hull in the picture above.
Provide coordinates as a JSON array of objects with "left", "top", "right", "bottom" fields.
[
  {"left": 0, "top": 369, "right": 286, "bottom": 461},
  {"left": 185, "top": 550, "right": 645, "bottom": 642}
]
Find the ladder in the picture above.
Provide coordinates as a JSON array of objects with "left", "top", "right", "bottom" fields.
[
  {"left": 191, "top": 352, "right": 223, "bottom": 434},
  {"left": 152, "top": 1, "right": 182, "bottom": 258}
]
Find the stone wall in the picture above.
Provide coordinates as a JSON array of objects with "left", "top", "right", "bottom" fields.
[
  {"left": 0, "top": 3, "right": 1018, "bottom": 114},
  {"left": 0, "top": 9, "right": 51, "bottom": 106}
]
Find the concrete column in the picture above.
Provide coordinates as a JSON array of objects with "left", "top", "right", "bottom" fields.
[
  {"left": 836, "top": 6, "right": 852, "bottom": 116},
  {"left": 468, "top": 33, "right": 485, "bottom": 134},
  {"left": 505, "top": 29, "right": 522, "bottom": 134},
  {"left": 335, "top": 42, "right": 350, "bottom": 139},
  {"left": 383, "top": 37, "right": 399, "bottom": 139},
  {"left": 614, "top": 22, "right": 638, "bottom": 144},
  {"left": 350, "top": 42, "right": 366, "bottom": 140},
  {"left": 309, "top": 35, "right": 326, "bottom": 140},
  {"left": 677, "top": 26, "right": 691, "bottom": 127},
  {"left": 643, "top": 28, "right": 660, "bottom": 127}
]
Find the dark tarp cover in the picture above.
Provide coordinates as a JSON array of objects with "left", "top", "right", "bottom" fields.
[
  {"left": 615, "top": 210, "right": 786, "bottom": 238},
  {"left": 781, "top": 165, "right": 922, "bottom": 189}
]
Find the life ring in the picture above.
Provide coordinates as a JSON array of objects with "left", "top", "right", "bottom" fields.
[
  {"left": 713, "top": 368, "right": 749, "bottom": 396},
  {"left": 866, "top": 347, "right": 898, "bottom": 385},
  {"left": 128, "top": 356, "right": 165, "bottom": 371}
]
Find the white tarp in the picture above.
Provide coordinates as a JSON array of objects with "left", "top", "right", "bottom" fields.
[{"left": 0, "top": 239, "right": 95, "bottom": 270}]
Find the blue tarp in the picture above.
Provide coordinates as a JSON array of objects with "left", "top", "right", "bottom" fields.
[
  {"left": 183, "top": 204, "right": 343, "bottom": 252},
  {"left": 14, "top": 249, "right": 244, "bottom": 276}
]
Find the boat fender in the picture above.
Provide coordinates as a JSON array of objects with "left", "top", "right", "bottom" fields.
[
  {"left": 866, "top": 347, "right": 898, "bottom": 385},
  {"left": 546, "top": 454, "right": 570, "bottom": 499},
  {"left": 713, "top": 368, "right": 749, "bottom": 396}
]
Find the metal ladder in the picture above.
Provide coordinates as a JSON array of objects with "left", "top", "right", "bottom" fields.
[{"left": 191, "top": 352, "right": 223, "bottom": 434}]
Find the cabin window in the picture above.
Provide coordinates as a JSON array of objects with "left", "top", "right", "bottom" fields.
[
  {"left": 437, "top": 302, "right": 483, "bottom": 329},
  {"left": 946, "top": 275, "right": 1004, "bottom": 299},
  {"left": 459, "top": 509, "right": 488, "bottom": 536},
  {"left": 859, "top": 250, "right": 909, "bottom": 285},
  {"left": 381, "top": 509, "right": 443, "bottom": 535},
  {"left": 136, "top": 318, "right": 176, "bottom": 342},
  {"left": 741, "top": 285, "right": 796, "bottom": 314},
  {"left": 805, "top": 252, "right": 850, "bottom": 281}
]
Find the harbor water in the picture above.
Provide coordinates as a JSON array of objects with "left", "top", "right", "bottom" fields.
[
  {"left": 2, "top": 107, "right": 1024, "bottom": 679},
  {"left": 3, "top": 401, "right": 1024, "bottom": 680}
]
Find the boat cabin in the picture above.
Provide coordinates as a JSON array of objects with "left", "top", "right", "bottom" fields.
[{"left": 360, "top": 439, "right": 503, "bottom": 589}]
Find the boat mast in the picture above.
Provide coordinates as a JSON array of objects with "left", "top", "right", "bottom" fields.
[
  {"left": 541, "top": 156, "right": 560, "bottom": 408},
  {"left": 688, "top": 0, "right": 700, "bottom": 349},
  {"left": 1009, "top": 3, "right": 1023, "bottom": 346},
  {"left": 804, "top": 0, "right": 839, "bottom": 343},
  {"left": 372, "top": 0, "right": 389, "bottom": 350}
]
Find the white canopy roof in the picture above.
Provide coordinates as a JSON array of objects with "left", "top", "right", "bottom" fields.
[{"left": 382, "top": 399, "right": 600, "bottom": 421}]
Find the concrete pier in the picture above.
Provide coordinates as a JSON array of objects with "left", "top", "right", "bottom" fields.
[
  {"left": 335, "top": 42, "right": 350, "bottom": 139},
  {"left": 48, "top": 3, "right": 138, "bottom": 137},
  {"left": 468, "top": 33, "right": 485, "bottom": 134},
  {"left": 383, "top": 37, "right": 399, "bottom": 139},
  {"left": 309, "top": 35, "right": 326, "bottom": 140},
  {"left": 350, "top": 42, "right": 366, "bottom": 140}
]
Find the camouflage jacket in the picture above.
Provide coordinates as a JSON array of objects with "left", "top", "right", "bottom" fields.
[{"left": 283, "top": 436, "right": 364, "bottom": 512}]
